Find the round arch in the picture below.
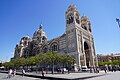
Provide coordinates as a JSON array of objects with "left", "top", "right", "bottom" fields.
[
  {"left": 42, "top": 45, "right": 48, "bottom": 53},
  {"left": 84, "top": 41, "right": 90, "bottom": 68},
  {"left": 50, "top": 42, "right": 58, "bottom": 52}
]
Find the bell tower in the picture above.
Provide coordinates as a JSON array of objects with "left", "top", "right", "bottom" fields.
[
  {"left": 65, "top": 4, "right": 81, "bottom": 71},
  {"left": 66, "top": 4, "right": 81, "bottom": 53},
  {"left": 66, "top": 4, "right": 98, "bottom": 71},
  {"left": 66, "top": 4, "right": 80, "bottom": 30}
]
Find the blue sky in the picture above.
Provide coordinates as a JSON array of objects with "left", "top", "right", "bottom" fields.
[{"left": 0, "top": 0, "right": 120, "bottom": 62}]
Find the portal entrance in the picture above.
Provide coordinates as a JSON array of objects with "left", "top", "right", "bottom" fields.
[{"left": 84, "top": 42, "right": 90, "bottom": 68}]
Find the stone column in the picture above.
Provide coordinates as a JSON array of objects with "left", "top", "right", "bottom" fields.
[
  {"left": 81, "top": 32, "right": 86, "bottom": 66},
  {"left": 77, "top": 53, "right": 81, "bottom": 70}
]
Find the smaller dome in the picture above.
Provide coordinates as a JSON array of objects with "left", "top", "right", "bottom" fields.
[
  {"left": 24, "top": 35, "right": 30, "bottom": 38},
  {"left": 21, "top": 35, "right": 31, "bottom": 42}
]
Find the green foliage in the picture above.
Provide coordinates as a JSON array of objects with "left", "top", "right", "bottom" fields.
[
  {"left": 11, "top": 58, "right": 26, "bottom": 68},
  {"left": 36, "top": 52, "right": 75, "bottom": 66},
  {"left": 98, "top": 60, "right": 120, "bottom": 66},
  {"left": 27, "top": 56, "right": 36, "bottom": 65},
  {"left": 2, "top": 62, "right": 14, "bottom": 68},
  {"left": 112, "top": 60, "right": 120, "bottom": 65},
  {"left": 2, "top": 52, "right": 75, "bottom": 69}
]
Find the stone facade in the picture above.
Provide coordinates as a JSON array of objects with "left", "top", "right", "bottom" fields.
[{"left": 13, "top": 4, "right": 98, "bottom": 70}]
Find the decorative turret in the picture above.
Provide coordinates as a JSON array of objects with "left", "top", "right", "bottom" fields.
[
  {"left": 67, "top": 4, "right": 77, "bottom": 12},
  {"left": 81, "top": 16, "right": 92, "bottom": 32},
  {"left": 66, "top": 4, "right": 80, "bottom": 26}
]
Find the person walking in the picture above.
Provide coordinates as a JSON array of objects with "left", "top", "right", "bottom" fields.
[
  {"left": 8, "top": 69, "right": 13, "bottom": 79},
  {"left": 22, "top": 69, "right": 25, "bottom": 77},
  {"left": 13, "top": 69, "right": 16, "bottom": 77},
  {"left": 104, "top": 66, "right": 107, "bottom": 73},
  {"left": 41, "top": 68, "right": 45, "bottom": 77}
]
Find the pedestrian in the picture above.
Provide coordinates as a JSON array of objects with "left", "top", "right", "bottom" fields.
[
  {"left": 8, "top": 69, "right": 13, "bottom": 79},
  {"left": 13, "top": 69, "right": 16, "bottom": 76},
  {"left": 90, "top": 67, "right": 92, "bottom": 73},
  {"left": 41, "top": 68, "right": 45, "bottom": 77},
  {"left": 96, "top": 66, "right": 99, "bottom": 73},
  {"left": 22, "top": 69, "right": 25, "bottom": 77},
  {"left": 62, "top": 68, "right": 64, "bottom": 74},
  {"left": 68, "top": 67, "right": 70, "bottom": 74},
  {"left": 104, "top": 66, "right": 107, "bottom": 73}
]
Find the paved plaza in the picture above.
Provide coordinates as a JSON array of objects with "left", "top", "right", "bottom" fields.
[
  {"left": 85, "top": 71, "right": 120, "bottom": 80},
  {"left": 26, "top": 71, "right": 105, "bottom": 79},
  {"left": 0, "top": 71, "right": 120, "bottom": 80},
  {"left": 0, "top": 73, "right": 39, "bottom": 80}
]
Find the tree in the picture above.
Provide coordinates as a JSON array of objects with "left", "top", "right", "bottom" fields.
[
  {"left": 2, "top": 62, "right": 14, "bottom": 69},
  {"left": 11, "top": 58, "right": 26, "bottom": 68},
  {"left": 27, "top": 56, "right": 36, "bottom": 65},
  {"left": 2, "top": 52, "right": 75, "bottom": 71},
  {"left": 35, "top": 52, "right": 75, "bottom": 69}
]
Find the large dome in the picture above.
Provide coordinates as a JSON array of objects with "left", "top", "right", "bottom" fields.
[{"left": 32, "top": 24, "right": 47, "bottom": 43}]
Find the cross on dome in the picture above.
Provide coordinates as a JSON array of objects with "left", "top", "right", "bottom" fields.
[{"left": 39, "top": 24, "right": 42, "bottom": 29}]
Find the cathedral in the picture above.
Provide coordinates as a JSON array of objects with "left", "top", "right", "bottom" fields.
[{"left": 13, "top": 4, "right": 98, "bottom": 70}]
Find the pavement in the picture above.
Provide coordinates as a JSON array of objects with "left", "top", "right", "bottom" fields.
[
  {"left": 0, "top": 70, "right": 106, "bottom": 80},
  {"left": 0, "top": 73, "right": 39, "bottom": 80},
  {"left": 85, "top": 71, "right": 120, "bottom": 80}
]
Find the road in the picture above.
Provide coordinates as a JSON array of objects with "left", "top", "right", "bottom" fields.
[
  {"left": 0, "top": 73, "right": 39, "bottom": 80},
  {"left": 85, "top": 71, "right": 120, "bottom": 80}
]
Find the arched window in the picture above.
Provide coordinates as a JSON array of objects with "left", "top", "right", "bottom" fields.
[
  {"left": 88, "top": 23, "right": 92, "bottom": 32},
  {"left": 67, "top": 15, "right": 74, "bottom": 24},
  {"left": 42, "top": 46, "right": 48, "bottom": 53},
  {"left": 84, "top": 26, "right": 87, "bottom": 30},
  {"left": 71, "top": 16, "right": 73, "bottom": 23},
  {"left": 42, "top": 36, "right": 47, "bottom": 43},
  {"left": 69, "top": 18, "right": 71, "bottom": 24},
  {"left": 75, "top": 14, "right": 80, "bottom": 24},
  {"left": 76, "top": 18, "right": 80, "bottom": 24},
  {"left": 30, "top": 43, "right": 33, "bottom": 49},
  {"left": 37, "top": 50, "right": 40, "bottom": 54},
  {"left": 82, "top": 24, "right": 87, "bottom": 30},
  {"left": 50, "top": 42, "right": 58, "bottom": 52}
]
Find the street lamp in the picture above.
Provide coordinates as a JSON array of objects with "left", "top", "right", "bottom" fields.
[
  {"left": 116, "top": 18, "right": 120, "bottom": 28},
  {"left": 51, "top": 48, "right": 54, "bottom": 74}
]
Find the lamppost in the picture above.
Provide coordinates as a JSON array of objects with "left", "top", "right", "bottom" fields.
[
  {"left": 116, "top": 18, "right": 120, "bottom": 28},
  {"left": 64, "top": 50, "right": 67, "bottom": 67},
  {"left": 51, "top": 48, "right": 54, "bottom": 74}
]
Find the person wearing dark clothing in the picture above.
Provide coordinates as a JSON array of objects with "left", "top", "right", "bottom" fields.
[
  {"left": 104, "top": 66, "right": 107, "bottom": 73},
  {"left": 68, "top": 67, "right": 70, "bottom": 74},
  {"left": 41, "top": 68, "right": 45, "bottom": 77}
]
